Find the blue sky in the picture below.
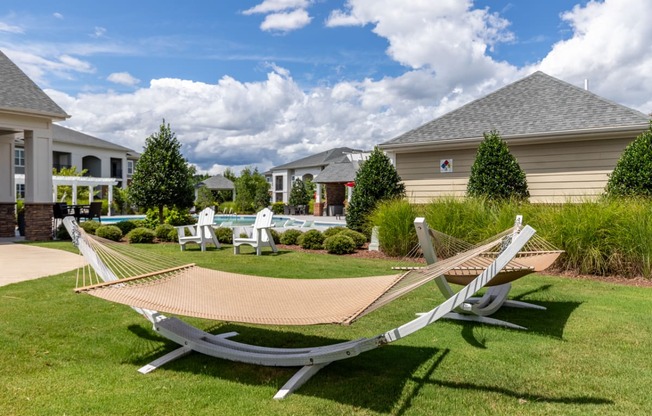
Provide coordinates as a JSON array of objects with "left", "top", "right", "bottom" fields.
[{"left": 1, "top": 1, "right": 651, "bottom": 173}]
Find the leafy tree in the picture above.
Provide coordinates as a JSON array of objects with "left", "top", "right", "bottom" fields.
[
  {"left": 346, "top": 147, "right": 405, "bottom": 233},
  {"left": 606, "top": 123, "right": 652, "bottom": 197},
  {"left": 466, "top": 130, "right": 529, "bottom": 200},
  {"left": 128, "top": 120, "right": 194, "bottom": 223},
  {"left": 194, "top": 185, "right": 216, "bottom": 211},
  {"left": 234, "top": 167, "right": 270, "bottom": 213},
  {"left": 289, "top": 179, "right": 310, "bottom": 206}
]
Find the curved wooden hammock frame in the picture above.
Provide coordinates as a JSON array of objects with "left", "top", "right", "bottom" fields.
[{"left": 63, "top": 217, "right": 536, "bottom": 399}]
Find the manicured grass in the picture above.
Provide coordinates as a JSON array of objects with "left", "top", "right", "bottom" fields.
[{"left": 1, "top": 242, "right": 651, "bottom": 415}]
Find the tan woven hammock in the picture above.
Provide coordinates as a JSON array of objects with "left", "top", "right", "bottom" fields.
[{"left": 73, "top": 225, "right": 514, "bottom": 326}]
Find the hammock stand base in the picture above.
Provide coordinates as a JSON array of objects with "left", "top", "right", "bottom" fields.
[
  {"left": 414, "top": 216, "right": 552, "bottom": 330},
  {"left": 63, "top": 217, "right": 536, "bottom": 399}
]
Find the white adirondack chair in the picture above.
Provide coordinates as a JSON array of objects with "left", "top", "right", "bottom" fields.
[
  {"left": 175, "top": 207, "right": 220, "bottom": 251},
  {"left": 233, "top": 207, "right": 278, "bottom": 256}
]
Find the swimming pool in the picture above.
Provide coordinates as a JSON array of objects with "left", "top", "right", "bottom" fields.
[{"left": 100, "top": 214, "right": 344, "bottom": 229}]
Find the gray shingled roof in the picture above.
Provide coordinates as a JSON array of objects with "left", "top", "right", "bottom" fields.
[
  {"left": 314, "top": 156, "right": 360, "bottom": 183},
  {"left": 271, "top": 147, "right": 363, "bottom": 170},
  {"left": 200, "top": 174, "right": 235, "bottom": 190},
  {"left": 0, "top": 50, "right": 69, "bottom": 119},
  {"left": 381, "top": 71, "right": 650, "bottom": 147},
  {"left": 53, "top": 124, "right": 135, "bottom": 152}
]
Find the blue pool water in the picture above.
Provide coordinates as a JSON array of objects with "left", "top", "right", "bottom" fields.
[{"left": 100, "top": 214, "right": 343, "bottom": 229}]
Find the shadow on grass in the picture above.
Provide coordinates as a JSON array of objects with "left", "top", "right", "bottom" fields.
[
  {"left": 453, "top": 284, "right": 582, "bottom": 347},
  {"left": 123, "top": 320, "right": 607, "bottom": 413}
]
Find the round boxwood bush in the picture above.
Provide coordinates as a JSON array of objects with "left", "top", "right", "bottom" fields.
[
  {"left": 127, "top": 227, "right": 156, "bottom": 244},
  {"left": 339, "top": 229, "right": 367, "bottom": 248},
  {"left": 323, "top": 226, "right": 347, "bottom": 238},
  {"left": 280, "top": 229, "right": 303, "bottom": 245},
  {"left": 114, "top": 220, "right": 139, "bottom": 235},
  {"left": 298, "top": 229, "right": 325, "bottom": 250},
  {"left": 80, "top": 220, "right": 101, "bottom": 235},
  {"left": 55, "top": 223, "right": 71, "bottom": 240},
  {"left": 324, "top": 234, "right": 356, "bottom": 255},
  {"left": 214, "top": 227, "right": 233, "bottom": 244},
  {"left": 269, "top": 229, "right": 281, "bottom": 244},
  {"left": 95, "top": 225, "right": 123, "bottom": 241},
  {"left": 155, "top": 224, "right": 176, "bottom": 242}
]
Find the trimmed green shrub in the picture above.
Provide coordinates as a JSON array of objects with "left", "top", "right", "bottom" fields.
[
  {"left": 214, "top": 227, "right": 233, "bottom": 244},
  {"left": 280, "top": 229, "right": 303, "bottom": 245},
  {"left": 114, "top": 220, "right": 139, "bottom": 236},
  {"left": 165, "top": 208, "right": 194, "bottom": 226},
  {"left": 324, "top": 234, "right": 356, "bottom": 254},
  {"left": 80, "top": 220, "right": 101, "bottom": 235},
  {"left": 298, "top": 229, "right": 325, "bottom": 250},
  {"left": 606, "top": 123, "right": 652, "bottom": 197},
  {"left": 323, "top": 226, "right": 347, "bottom": 238},
  {"left": 271, "top": 202, "right": 285, "bottom": 215},
  {"left": 346, "top": 146, "right": 405, "bottom": 234},
  {"left": 168, "top": 229, "right": 178, "bottom": 242},
  {"left": 95, "top": 225, "right": 123, "bottom": 241},
  {"left": 155, "top": 224, "right": 176, "bottom": 242},
  {"left": 467, "top": 130, "right": 529, "bottom": 200},
  {"left": 127, "top": 227, "right": 156, "bottom": 244},
  {"left": 269, "top": 229, "right": 281, "bottom": 244},
  {"left": 56, "top": 223, "right": 71, "bottom": 240},
  {"left": 340, "top": 229, "right": 367, "bottom": 248}
]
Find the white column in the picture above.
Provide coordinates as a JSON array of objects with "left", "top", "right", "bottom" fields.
[
  {"left": 347, "top": 186, "right": 353, "bottom": 202},
  {"left": 72, "top": 183, "right": 78, "bottom": 205},
  {"left": 89, "top": 186, "right": 94, "bottom": 202},
  {"left": 0, "top": 134, "right": 15, "bottom": 203},
  {"left": 108, "top": 185, "right": 113, "bottom": 216},
  {"left": 315, "top": 183, "right": 322, "bottom": 203},
  {"left": 24, "top": 129, "right": 53, "bottom": 203}
]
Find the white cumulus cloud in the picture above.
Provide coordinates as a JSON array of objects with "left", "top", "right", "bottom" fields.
[
  {"left": 107, "top": 72, "right": 140, "bottom": 86},
  {"left": 243, "top": 0, "right": 309, "bottom": 15},
  {"left": 260, "top": 9, "right": 312, "bottom": 32}
]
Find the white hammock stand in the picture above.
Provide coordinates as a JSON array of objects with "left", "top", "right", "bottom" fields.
[{"left": 63, "top": 217, "right": 535, "bottom": 399}]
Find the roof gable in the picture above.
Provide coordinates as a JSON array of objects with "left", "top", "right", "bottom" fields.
[
  {"left": 53, "top": 124, "right": 135, "bottom": 153},
  {"left": 382, "top": 71, "right": 650, "bottom": 147},
  {"left": 200, "top": 175, "right": 235, "bottom": 190},
  {"left": 271, "top": 147, "right": 363, "bottom": 171},
  {"left": 0, "top": 50, "right": 69, "bottom": 119}
]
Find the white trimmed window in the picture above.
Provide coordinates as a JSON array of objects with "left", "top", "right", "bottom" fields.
[{"left": 15, "top": 148, "right": 25, "bottom": 167}]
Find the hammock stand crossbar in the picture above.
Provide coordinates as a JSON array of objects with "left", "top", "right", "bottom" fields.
[{"left": 63, "top": 217, "right": 536, "bottom": 399}]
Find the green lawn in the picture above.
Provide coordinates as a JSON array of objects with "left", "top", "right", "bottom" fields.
[{"left": 1, "top": 242, "right": 651, "bottom": 415}]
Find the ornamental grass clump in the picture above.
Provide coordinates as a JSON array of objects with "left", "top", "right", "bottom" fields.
[
  {"left": 95, "top": 225, "right": 123, "bottom": 242},
  {"left": 324, "top": 234, "right": 356, "bottom": 254},
  {"left": 371, "top": 199, "right": 419, "bottom": 257},
  {"left": 298, "top": 229, "right": 325, "bottom": 249}
]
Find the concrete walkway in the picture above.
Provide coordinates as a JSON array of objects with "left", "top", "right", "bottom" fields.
[{"left": 0, "top": 238, "right": 84, "bottom": 287}]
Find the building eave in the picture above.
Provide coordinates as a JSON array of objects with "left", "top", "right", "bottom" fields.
[{"left": 379, "top": 124, "right": 650, "bottom": 153}]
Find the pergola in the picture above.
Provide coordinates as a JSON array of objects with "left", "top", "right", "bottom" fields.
[{"left": 15, "top": 174, "right": 119, "bottom": 207}]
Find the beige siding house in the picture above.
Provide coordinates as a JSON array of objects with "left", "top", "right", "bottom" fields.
[{"left": 379, "top": 72, "right": 651, "bottom": 203}]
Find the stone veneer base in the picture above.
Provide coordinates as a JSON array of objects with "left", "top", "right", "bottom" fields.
[
  {"left": 0, "top": 203, "right": 16, "bottom": 237},
  {"left": 25, "top": 203, "right": 53, "bottom": 241}
]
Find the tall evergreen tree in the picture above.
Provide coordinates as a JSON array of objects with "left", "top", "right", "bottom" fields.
[
  {"left": 289, "top": 178, "right": 310, "bottom": 206},
  {"left": 466, "top": 130, "right": 529, "bottom": 200},
  {"left": 346, "top": 147, "right": 405, "bottom": 233},
  {"left": 606, "top": 123, "right": 652, "bottom": 197},
  {"left": 128, "top": 120, "right": 194, "bottom": 223}
]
